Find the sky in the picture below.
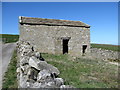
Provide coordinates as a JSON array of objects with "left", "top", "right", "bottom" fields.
[{"left": 2, "top": 2, "right": 118, "bottom": 45}]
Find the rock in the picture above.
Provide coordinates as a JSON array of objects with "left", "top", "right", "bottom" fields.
[
  {"left": 54, "top": 78, "right": 64, "bottom": 87},
  {"left": 60, "top": 85, "right": 75, "bottom": 88},
  {"left": 19, "top": 75, "right": 29, "bottom": 88},
  {"left": 28, "top": 67, "right": 39, "bottom": 81},
  {"left": 32, "top": 82, "right": 42, "bottom": 88},
  {"left": 37, "top": 61, "right": 60, "bottom": 76},
  {"left": 34, "top": 52, "right": 40, "bottom": 58},
  {"left": 20, "top": 56, "right": 29, "bottom": 66},
  {"left": 16, "top": 67, "right": 21, "bottom": 73},
  {"left": 46, "top": 81, "right": 58, "bottom": 88},
  {"left": 29, "top": 56, "right": 60, "bottom": 75},
  {"left": 17, "top": 40, "right": 75, "bottom": 88},
  {"left": 29, "top": 56, "right": 41, "bottom": 70},
  {"left": 21, "top": 65, "right": 31, "bottom": 75},
  {"left": 37, "top": 70, "right": 51, "bottom": 82}
]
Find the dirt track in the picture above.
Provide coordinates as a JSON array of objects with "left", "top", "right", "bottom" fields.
[{"left": 0, "top": 43, "right": 16, "bottom": 89}]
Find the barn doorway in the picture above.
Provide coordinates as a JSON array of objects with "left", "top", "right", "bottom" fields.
[
  {"left": 82, "top": 45, "right": 87, "bottom": 54},
  {"left": 63, "top": 39, "right": 69, "bottom": 54}
]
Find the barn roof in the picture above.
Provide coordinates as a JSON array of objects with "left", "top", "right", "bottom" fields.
[{"left": 19, "top": 16, "right": 90, "bottom": 28}]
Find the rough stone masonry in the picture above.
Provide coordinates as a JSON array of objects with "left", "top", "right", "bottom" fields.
[
  {"left": 16, "top": 40, "right": 74, "bottom": 88},
  {"left": 19, "top": 16, "right": 90, "bottom": 56}
]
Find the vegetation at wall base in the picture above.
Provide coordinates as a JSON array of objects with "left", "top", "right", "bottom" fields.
[
  {"left": 2, "top": 50, "right": 18, "bottom": 89},
  {"left": 42, "top": 53, "right": 118, "bottom": 88},
  {"left": 2, "top": 50, "right": 118, "bottom": 88}
]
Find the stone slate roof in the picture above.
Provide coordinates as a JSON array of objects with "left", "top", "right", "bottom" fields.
[{"left": 19, "top": 16, "right": 90, "bottom": 28}]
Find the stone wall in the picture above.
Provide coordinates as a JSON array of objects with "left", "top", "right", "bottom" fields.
[
  {"left": 19, "top": 17, "right": 90, "bottom": 57},
  {"left": 16, "top": 40, "right": 74, "bottom": 88},
  {"left": 90, "top": 48, "right": 119, "bottom": 60},
  {"left": 20, "top": 24, "right": 90, "bottom": 56}
]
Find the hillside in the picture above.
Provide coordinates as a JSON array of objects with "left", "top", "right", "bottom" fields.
[
  {"left": 0, "top": 34, "right": 19, "bottom": 43},
  {"left": 91, "top": 43, "right": 120, "bottom": 52}
]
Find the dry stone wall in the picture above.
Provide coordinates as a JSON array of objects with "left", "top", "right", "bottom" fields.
[
  {"left": 16, "top": 40, "right": 74, "bottom": 89},
  {"left": 90, "top": 48, "right": 119, "bottom": 60}
]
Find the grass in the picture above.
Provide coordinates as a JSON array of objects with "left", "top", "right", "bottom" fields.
[
  {"left": 2, "top": 50, "right": 18, "bottom": 89},
  {"left": 0, "top": 34, "right": 19, "bottom": 43},
  {"left": 91, "top": 43, "right": 120, "bottom": 52},
  {"left": 2, "top": 51, "right": 118, "bottom": 88},
  {"left": 1, "top": 34, "right": 119, "bottom": 88},
  {"left": 42, "top": 53, "right": 118, "bottom": 88}
]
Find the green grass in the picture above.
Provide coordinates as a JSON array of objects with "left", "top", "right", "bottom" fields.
[
  {"left": 2, "top": 51, "right": 118, "bottom": 88},
  {"left": 1, "top": 34, "right": 119, "bottom": 88},
  {"left": 2, "top": 50, "right": 18, "bottom": 88},
  {"left": 0, "top": 34, "right": 19, "bottom": 43},
  {"left": 42, "top": 53, "right": 118, "bottom": 88},
  {"left": 91, "top": 43, "right": 120, "bottom": 52}
]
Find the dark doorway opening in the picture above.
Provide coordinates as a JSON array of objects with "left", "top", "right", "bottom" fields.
[
  {"left": 82, "top": 45, "right": 87, "bottom": 54},
  {"left": 63, "top": 39, "right": 69, "bottom": 54}
]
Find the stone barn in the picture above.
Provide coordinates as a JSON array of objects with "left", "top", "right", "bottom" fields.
[{"left": 19, "top": 16, "right": 90, "bottom": 56}]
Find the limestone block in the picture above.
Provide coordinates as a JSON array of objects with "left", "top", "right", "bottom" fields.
[
  {"left": 32, "top": 82, "right": 42, "bottom": 88},
  {"left": 60, "top": 85, "right": 75, "bottom": 88},
  {"left": 54, "top": 78, "right": 64, "bottom": 87},
  {"left": 29, "top": 56, "right": 41, "bottom": 70},
  {"left": 37, "top": 70, "right": 51, "bottom": 82},
  {"left": 37, "top": 61, "right": 60, "bottom": 76},
  {"left": 20, "top": 65, "right": 31, "bottom": 75},
  {"left": 20, "top": 56, "right": 29, "bottom": 66}
]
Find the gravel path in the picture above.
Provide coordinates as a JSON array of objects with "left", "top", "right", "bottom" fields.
[{"left": 0, "top": 43, "right": 16, "bottom": 89}]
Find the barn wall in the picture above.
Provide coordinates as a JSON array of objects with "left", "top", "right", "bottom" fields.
[{"left": 20, "top": 24, "right": 90, "bottom": 56}]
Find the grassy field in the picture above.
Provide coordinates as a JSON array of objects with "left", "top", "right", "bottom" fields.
[
  {"left": 42, "top": 53, "right": 118, "bottom": 88},
  {"left": 2, "top": 50, "right": 18, "bottom": 88},
  {"left": 1, "top": 34, "right": 119, "bottom": 88},
  {"left": 3, "top": 51, "right": 118, "bottom": 88},
  {"left": 91, "top": 43, "right": 120, "bottom": 52},
  {"left": 0, "top": 34, "right": 19, "bottom": 43}
]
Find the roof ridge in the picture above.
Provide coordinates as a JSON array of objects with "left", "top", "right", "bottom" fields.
[{"left": 19, "top": 16, "right": 90, "bottom": 28}]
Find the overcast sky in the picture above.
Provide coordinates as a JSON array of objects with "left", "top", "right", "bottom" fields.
[{"left": 2, "top": 2, "right": 118, "bottom": 45}]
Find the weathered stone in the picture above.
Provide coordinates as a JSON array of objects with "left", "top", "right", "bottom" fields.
[
  {"left": 91, "top": 48, "right": 119, "bottom": 60},
  {"left": 54, "top": 78, "right": 64, "bottom": 87},
  {"left": 19, "top": 16, "right": 91, "bottom": 57},
  {"left": 17, "top": 40, "right": 74, "bottom": 88},
  {"left": 60, "top": 85, "right": 75, "bottom": 88},
  {"left": 37, "top": 70, "right": 51, "bottom": 82},
  {"left": 29, "top": 56, "right": 41, "bottom": 70},
  {"left": 16, "top": 67, "right": 21, "bottom": 73},
  {"left": 20, "top": 56, "right": 29, "bottom": 65},
  {"left": 29, "top": 56, "right": 60, "bottom": 75},
  {"left": 46, "top": 81, "right": 58, "bottom": 88},
  {"left": 32, "top": 82, "right": 42, "bottom": 88},
  {"left": 21, "top": 65, "right": 31, "bottom": 75},
  {"left": 28, "top": 67, "right": 39, "bottom": 81},
  {"left": 37, "top": 61, "right": 60, "bottom": 76},
  {"left": 19, "top": 75, "right": 29, "bottom": 88},
  {"left": 34, "top": 52, "right": 40, "bottom": 58}
]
